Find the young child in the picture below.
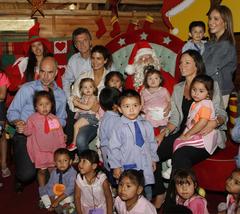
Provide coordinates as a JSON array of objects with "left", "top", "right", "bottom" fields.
[
  {"left": 140, "top": 67, "right": 171, "bottom": 137},
  {"left": 218, "top": 168, "right": 240, "bottom": 214},
  {"left": 231, "top": 118, "right": 240, "bottom": 168},
  {"left": 75, "top": 149, "right": 113, "bottom": 214},
  {"left": 108, "top": 89, "right": 159, "bottom": 200},
  {"left": 114, "top": 169, "right": 157, "bottom": 214},
  {"left": 24, "top": 90, "right": 65, "bottom": 192},
  {"left": 174, "top": 74, "right": 218, "bottom": 153},
  {"left": 104, "top": 71, "right": 124, "bottom": 91},
  {"left": 67, "top": 78, "right": 99, "bottom": 151},
  {"left": 40, "top": 148, "right": 77, "bottom": 213},
  {"left": 99, "top": 87, "right": 121, "bottom": 186},
  {"left": 164, "top": 75, "right": 219, "bottom": 180},
  {"left": 169, "top": 168, "right": 209, "bottom": 214},
  {"left": 182, "top": 21, "right": 206, "bottom": 55},
  {"left": 0, "top": 71, "right": 11, "bottom": 184}
]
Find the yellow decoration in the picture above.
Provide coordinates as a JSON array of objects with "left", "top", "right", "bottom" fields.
[{"left": 166, "top": 0, "right": 240, "bottom": 41}]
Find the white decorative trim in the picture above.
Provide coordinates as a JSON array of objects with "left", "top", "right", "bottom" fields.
[{"left": 166, "top": 0, "right": 195, "bottom": 17}]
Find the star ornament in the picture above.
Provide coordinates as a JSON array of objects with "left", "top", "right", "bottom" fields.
[
  {"left": 27, "top": 0, "right": 46, "bottom": 17},
  {"left": 118, "top": 38, "right": 126, "bottom": 46},
  {"left": 163, "top": 36, "right": 171, "bottom": 45}
]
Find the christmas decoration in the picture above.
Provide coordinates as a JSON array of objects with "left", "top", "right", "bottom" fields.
[
  {"left": 27, "top": 0, "right": 46, "bottom": 17},
  {"left": 110, "top": 16, "right": 121, "bottom": 38},
  {"left": 23, "top": 22, "right": 52, "bottom": 54},
  {"left": 95, "top": 17, "right": 107, "bottom": 38},
  {"left": 105, "top": 28, "right": 184, "bottom": 81},
  {"left": 126, "top": 19, "right": 139, "bottom": 34},
  {"left": 143, "top": 15, "right": 154, "bottom": 30}
]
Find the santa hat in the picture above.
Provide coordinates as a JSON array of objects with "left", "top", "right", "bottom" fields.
[
  {"left": 23, "top": 22, "right": 52, "bottom": 54},
  {"left": 125, "top": 41, "right": 156, "bottom": 75}
]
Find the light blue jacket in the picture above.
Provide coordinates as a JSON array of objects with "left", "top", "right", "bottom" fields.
[{"left": 108, "top": 115, "right": 159, "bottom": 185}]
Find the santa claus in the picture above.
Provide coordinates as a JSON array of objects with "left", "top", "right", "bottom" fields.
[{"left": 124, "top": 41, "right": 176, "bottom": 94}]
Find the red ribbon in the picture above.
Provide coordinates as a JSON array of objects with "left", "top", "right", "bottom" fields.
[{"left": 44, "top": 116, "right": 50, "bottom": 134}]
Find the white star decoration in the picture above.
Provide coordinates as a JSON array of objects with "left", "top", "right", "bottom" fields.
[
  {"left": 163, "top": 36, "right": 171, "bottom": 45},
  {"left": 140, "top": 32, "right": 148, "bottom": 40},
  {"left": 118, "top": 38, "right": 126, "bottom": 46}
]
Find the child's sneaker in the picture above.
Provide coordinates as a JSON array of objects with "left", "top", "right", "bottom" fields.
[
  {"left": 2, "top": 167, "right": 11, "bottom": 178},
  {"left": 67, "top": 143, "right": 77, "bottom": 151}
]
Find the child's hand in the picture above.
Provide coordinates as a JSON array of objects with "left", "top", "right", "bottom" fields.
[
  {"left": 152, "top": 162, "right": 156, "bottom": 172},
  {"left": 179, "top": 134, "right": 191, "bottom": 140},
  {"left": 113, "top": 168, "right": 122, "bottom": 179}
]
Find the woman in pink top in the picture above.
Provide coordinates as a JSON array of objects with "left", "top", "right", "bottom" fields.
[
  {"left": 140, "top": 66, "right": 171, "bottom": 141},
  {"left": 0, "top": 72, "right": 11, "bottom": 183},
  {"left": 24, "top": 90, "right": 65, "bottom": 190}
]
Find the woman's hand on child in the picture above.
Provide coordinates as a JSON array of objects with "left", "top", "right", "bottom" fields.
[
  {"left": 199, "top": 120, "right": 217, "bottom": 136},
  {"left": 163, "top": 104, "right": 171, "bottom": 118},
  {"left": 179, "top": 134, "right": 191, "bottom": 140},
  {"left": 113, "top": 168, "right": 122, "bottom": 179},
  {"left": 152, "top": 162, "right": 156, "bottom": 172}
]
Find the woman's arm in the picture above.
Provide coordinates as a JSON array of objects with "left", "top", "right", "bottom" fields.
[
  {"left": 102, "top": 179, "right": 113, "bottom": 214},
  {"left": 73, "top": 96, "right": 98, "bottom": 111},
  {"left": 74, "top": 183, "right": 82, "bottom": 214}
]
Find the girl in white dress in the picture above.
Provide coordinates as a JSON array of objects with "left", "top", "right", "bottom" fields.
[{"left": 75, "top": 149, "right": 113, "bottom": 214}]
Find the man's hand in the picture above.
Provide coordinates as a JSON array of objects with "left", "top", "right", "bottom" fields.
[
  {"left": 14, "top": 120, "right": 26, "bottom": 134},
  {"left": 152, "top": 162, "right": 156, "bottom": 172}
]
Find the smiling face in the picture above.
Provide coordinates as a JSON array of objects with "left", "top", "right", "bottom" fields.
[
  {"left": 189, "top": 26, "right": 205, "bottom": 43},
  {"left": 118, "top": 97, "right": 142, "bottom": 120},
  {"left": 35, "top": 96, "right": 52, "bottom": 116},
  {"left": 31, "top": 41, "right": 44, "bottom": 57},
  {"left": 175, "top": 176, "right": 196, "bottom": 201},
  {"left": 191, "top": 81, "right": 209, "bottom": 102},
  {"left": 118, "top": 176, "right": 143, "bottom": 202},
  {"left": 179, "top": 53, "right": 197, "bottom": 79},
  {"left": 208, "top": 9, "right": 226, "bottom": 39},
  {"left": 91, "top": 52, "right": 107, "bottom": 72}
]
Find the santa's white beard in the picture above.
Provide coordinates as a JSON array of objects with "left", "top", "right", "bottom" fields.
[{"left": 133, "top": 57, "right": 161, "bottom": 88}]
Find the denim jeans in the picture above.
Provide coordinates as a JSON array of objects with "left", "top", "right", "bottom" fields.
[{"left": 76, "top": 124, "right": 98, "bottom": 153}]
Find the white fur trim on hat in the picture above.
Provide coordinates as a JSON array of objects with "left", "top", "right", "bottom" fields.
[{"left": 125, "top": 64, "right": 135, "bottom": 75}]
